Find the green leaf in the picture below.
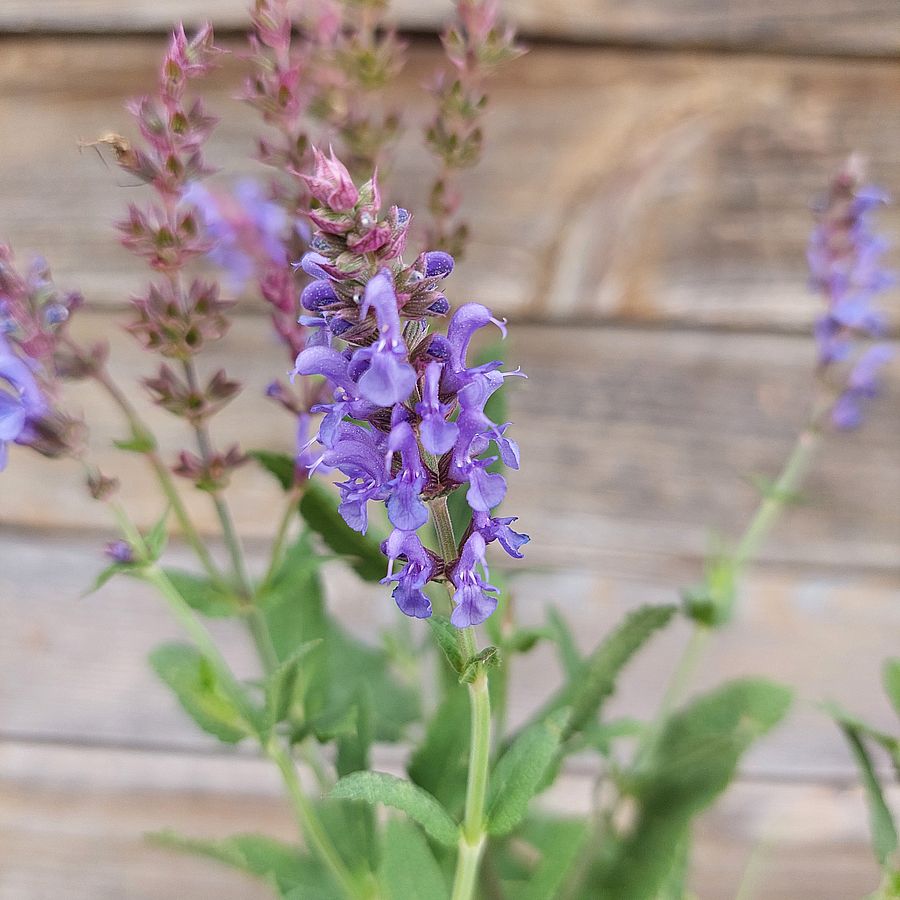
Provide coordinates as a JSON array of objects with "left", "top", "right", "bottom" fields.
[
  {"left": 149, "top": 830, "right": 334, "bottom": 897},
  {"left": 428, "top": 615, "right": 465, "bottom": 674},
  {"left": 162, "top": 569, "right": 240, "bottom": 618},
  {"left": 564, "top": 604, "right": 676, "bottom": 740},
  {"left": 547, "top": 608, "right": 582, "bottom": 680},
  {"left": 884, "top": 659, "right": 900, "bottom": 721},
  {"left": 149, "top": 643, "right": 252, "bottom": 744},
  {"left": 839, "top": 719, "right": 898, "bottom": 866},
  {"left": 330, "top": 772, "right": 458, "bottom": 847},
  {"left": 378, "top": 818, "right": 449, "bottom": 900},
  {"left": 113, "top": 429, "right": 156, "bottom": 454},
  {"left": 595, "top": 678, "right": 792, "bottom": 899},
  {"left": 144, "top": 506, "right": 170, "bottom": 561},
  {"left": 299, "top": 480, "right": 386, "bottom": 582},
  {"left": 249, "top": 449, "right": 296, "bottom": 491},
  {"left": 264, "top": 640, "right": 323, "bottom": 729},
  {"left": 83, "top": 561, "right": 135, "bottom": 597},
  {"left": 260, "top": 530, "right": 418, "bottom": 743},
  {"left": 517, "top": 816, "right": 590, "bottom": 900},
  {"left": 408, "top": 687, "right": 471, "bottom": 817},
  {"left": 827, "top": 703, "right": 900, "bottom": 776},
  {"left": 487, "top": 710, "right": 567, "bottom": 836},
  {"left": 682, "top": 549, "right": 736, "bottom": 628}
]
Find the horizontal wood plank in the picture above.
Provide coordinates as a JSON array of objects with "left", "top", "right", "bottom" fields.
[
  {"left": 2, "top": 528, "right": 899, "bottom": 779},
  {"left": 0, "top": 741, "right": 888, "bottom": 899},
  {"left": 1, "top": 38, "right": 899, "bottom": 330},
  {"left": 3, "top": 314, "right": 898, "bottom": 573},
  {"left": 0, "top": 1, "right": 898, "bottom": 58}
]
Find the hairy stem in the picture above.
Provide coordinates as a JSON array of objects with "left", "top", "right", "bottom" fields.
[
  {"left": 87, "top": 356, "right": 220, "bottom": 583},
  {"left": 429, "top": 497, "right": 493, "bottom": 900},
  {"left": 181, "top": 359, "right": 280, "bottom": 675},
  {"left": 136, "top": 553, "right": 363, "bottom": 899}
]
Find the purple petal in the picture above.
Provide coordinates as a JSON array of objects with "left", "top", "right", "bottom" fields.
[
  {"left": 450, "top": 584, "right": 497, "bottom": 628},
  {"left": 466, "top": 468, "right": 507, "bottom": 512},
  {"left": 357, "top": 353, "right": 416, "bottom": 407}
]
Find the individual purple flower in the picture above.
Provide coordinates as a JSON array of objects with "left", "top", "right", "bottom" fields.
[
  {"left": 381, "top": 529, "right": 436, "bottom": 619},
  {"left": 354, "top": 270, "right": 417, "bottom": 406},
  {"left": 473, "top": 510, "right": 530, "bottom": 559},
  {"left": 415, "top": 361, "right": 458, "bottom": 454},
  {"left": 831, "top": 344, "right": 893, "bottom": 430},
  {"left": 104, "top": 539, "right": 136, "bottom": 565},
  {"left": 0, "top": 335, "right": 47, "bottom": 470},
  {"left": 384, "top": 420, "right": 429, "bottom": 531},
  {"left": 450, "top": 532, "right": 499, "bottom": 628}
]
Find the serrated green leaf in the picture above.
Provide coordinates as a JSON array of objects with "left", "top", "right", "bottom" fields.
[
  {"left": 149, "top": 830, "right": 334, "bottom": 897},
  {"left": 408, "top": 687, "right": 471, "bottom": 817},
  {"left": 595, "top": 678, "right": 792, "bottom": 899},
  {"left": 884, "top": 660, "right": 900, "bottom": 721},
  {"left": 299, "top": 480, "right": 386, "bottom": 582},
  {"left": 487, "top": 710, "right": 567, "bottom": 836},
  {"left": 839, "top": 720, "right": 898, "bottom": 866},
  {"left": 249, "top": 449, "right": 296, "bottom": 491},
  {"left": 428, "top": 615, "right": 465, "bottom": 674},
  {"left": 378, "top": 818, "right": 450, "bottom": 900},
  {"left": 564, "top": 604, "right": 676, "bottom": 740},
  {"left": 331, "top": 772, "right": 458, "bottom": 847},
  {"left": 265, "top": 640, "right": 323, "bottom": 729},
  {"left": 163, "top": 569, "right": 240, "bottom": 618},
  {"left": 149, "top": 643, "right": 252, "bottom": 744}
]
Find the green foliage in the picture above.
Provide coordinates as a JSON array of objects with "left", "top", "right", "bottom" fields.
[
  {"left": 427, "top": 615, "right": 466, "bottom": 675},
  {"left": 593, "top": 678, "right": 792, "bottom": 899},
  {"left": 682, "top": 549, "right": 736, "bottom": 627},
  {"left": 259, "top": 531, "right": 418, "bottom": 744},
  {"left": 378, "top": 819, "right": 450, "bottom": 900},
  {"left": 264, "top": 640, "right": 323, "bottom": 731},
  {"left": 546, "top": 608, "right": 582, "bottom": 680},
  {"left": 517, "top": 816, "right": 590, "bottom": 900},
  {"left": 560, "top": 604, "right": 676, "bottom": 742},
  {"left": 487, "top": 710, "right": 567, "bottom": 836},
  {"left": 331, "top": 772, "right": 459, "bottom": 847},
  {"left": 249, "top": 449, "right": 296, "bottom": 491},
  {"left": 150, "top": 830, "right": 334, "bottom": 898},
  {"left": 836, "top": 716, "right": 898, "bottom": 866},
  {"left": 149, "top": 643, "right": 254, "bottom": 744},
  {"left": 299, "top": 480, "right": 387, "bottom": 582},
  {"left": 884, "top": 659, "right": 900, "bottom": 721},
  {"left": 408, "top": 687, "right": 471, "bottom": 817},
  {"left": 163, "top": 569, "right": 240, "bottom": 617}
]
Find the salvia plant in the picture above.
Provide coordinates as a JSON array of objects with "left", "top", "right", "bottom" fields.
[{"left": 1, "top": 4, "right": 895, "bottom": 898}]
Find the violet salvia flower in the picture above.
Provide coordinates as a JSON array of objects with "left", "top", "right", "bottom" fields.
[
  {"left": 809, "top": 158, "right": 894, "bottom": 429},
  {"left": 291, "top": 149, "right": 527, "bottom": 625}
]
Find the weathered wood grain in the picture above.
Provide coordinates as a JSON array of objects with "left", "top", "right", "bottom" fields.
[
  {"left": 3, "top": 313, "right": 898, "bottom": 573},
  {"left": 0, "top": 741, "right": 889, "bottom": 899},
  {"left": 2, "top": 526, "right": 899, "bottom": 778},
  {"left": 1, "top": 0, "right": 899, "bottom": 58},
  {"left": 1, "top": 38, "right": 899, "bottom": 330}
]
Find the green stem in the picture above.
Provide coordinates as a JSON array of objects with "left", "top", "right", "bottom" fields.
[
  {"left": 181, "top": 359, "right": 280, "bottom": 675},
  {"left": 268, "top": 740, "right": 367, "bottom": 899},
  {"left": 260, "top": 486, "right": 303, "bottom": 591},
  {"left": 88, "top": 357, "right": 220, "bottom": 583},
  {"left": 429, "top": 498, "right": 493, "bottom": 900},
  {"left": 136, "top": 553, "right": 362, "bottom": 899}
]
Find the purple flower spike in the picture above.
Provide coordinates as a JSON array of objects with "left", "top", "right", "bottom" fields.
[
  {"left": 356, "top": 271, "right": 417, "bottom": 406},
  {"left": 416, "top": 362, "right": 458, "bottom": 455},
  {"left": 450, "top": 532, "right": 499, "bottom": 628},
  {"left": 382, "top": 529, "right": 434, "bottom": 619}
]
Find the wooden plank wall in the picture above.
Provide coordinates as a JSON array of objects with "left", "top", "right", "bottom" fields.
[{"left": 1, "top": 3, "right": 899, "bottom": 898}]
